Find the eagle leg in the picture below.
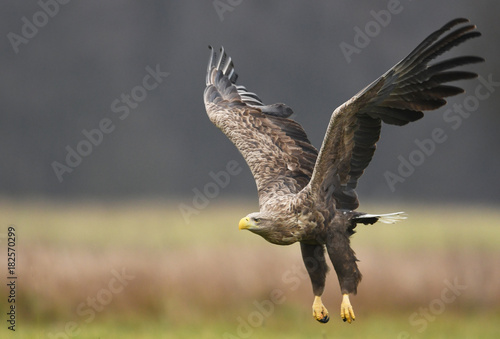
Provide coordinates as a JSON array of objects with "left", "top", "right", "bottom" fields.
[
  {"left": 340, "top": 293, "right": 355, "bottom": 323},
  {"left": 300, "top": 242, "right": 330, "bottom": 323},
  {"left": 325, "top": 230, "right": 362, "bottom": 323},
  {"left": 312, "top": 296, "right": 330, "bottom": 323}
]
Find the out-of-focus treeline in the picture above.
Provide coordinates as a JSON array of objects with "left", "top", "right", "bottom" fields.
[{"left": 1, "top": 0, "right": 499, "bottom": 203}]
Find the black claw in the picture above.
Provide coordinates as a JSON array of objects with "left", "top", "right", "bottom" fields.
[
  {"left": 342, "top": 318, "right": 347, "bottom": 322},
  {"left": 318, "top": 315, "right": 330, "bottom": 323}
]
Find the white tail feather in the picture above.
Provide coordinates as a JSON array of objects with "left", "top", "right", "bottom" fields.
[{"left": 362, "top": 212, "right": 407, "bottom": 224}]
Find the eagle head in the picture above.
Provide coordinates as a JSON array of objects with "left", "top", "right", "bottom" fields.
[
  {"left": 238, "top": 212, "right": 298, "bottom": 245},
  {"left": 238, "top": 212, "right": 270, "bottom": 231}
]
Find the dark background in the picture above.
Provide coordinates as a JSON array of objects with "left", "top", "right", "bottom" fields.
[{"left": 1, "top": 0, "right": 498, "bottom": 204}]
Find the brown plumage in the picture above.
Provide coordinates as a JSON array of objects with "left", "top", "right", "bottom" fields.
[{"left": 203, "top": 18, "right": 483, "bottom": 323}]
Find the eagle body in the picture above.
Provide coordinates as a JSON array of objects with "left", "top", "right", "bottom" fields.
[{"left": 203, "top": 18, "right": 483, "bottom": 323}]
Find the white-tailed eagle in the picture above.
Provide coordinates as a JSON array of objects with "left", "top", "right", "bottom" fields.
[{"left": 203, "top": 18, "right": 482, "bottom": 323}]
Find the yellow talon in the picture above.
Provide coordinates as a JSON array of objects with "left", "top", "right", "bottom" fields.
[
  {"left": 340, "top": 294, "right": 355, "bottom": 323},
  {"left": 312, "top": 296, "right": 330, "bottom": 323}
]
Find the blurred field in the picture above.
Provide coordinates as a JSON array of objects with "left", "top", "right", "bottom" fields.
[{"left": 0, "top": 198, "right": 499, "bottom": 338}]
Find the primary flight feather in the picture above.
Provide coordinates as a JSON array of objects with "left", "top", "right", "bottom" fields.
[{"left": 203, "top": 18, "right": 483, "bottom": 324}]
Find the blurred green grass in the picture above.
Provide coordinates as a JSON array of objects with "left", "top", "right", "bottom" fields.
[
  {"left": 12, "top": 311, "right": 500, "bottom": 338},
  {"left": 0, "top": 199, "right": 499, "bottom": 338}
]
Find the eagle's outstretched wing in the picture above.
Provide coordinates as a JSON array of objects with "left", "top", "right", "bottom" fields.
[
  {"left": 306, "top": 18, "right": 483, "bottom": 210},
  {"left": 204, "top": 47, "right": 318, "bottom": 209}
]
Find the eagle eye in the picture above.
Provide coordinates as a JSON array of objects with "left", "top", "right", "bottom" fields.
[{"left": 253, "top": 217, "right": 261, "bottom": 223}]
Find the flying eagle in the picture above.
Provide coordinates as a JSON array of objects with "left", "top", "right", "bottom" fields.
[{"left": 203, "top": 18, "right": 482, "bottom": 323}]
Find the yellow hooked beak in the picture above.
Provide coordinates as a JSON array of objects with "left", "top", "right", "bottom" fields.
[{"left": 238, "top": 217, "right": 254, "bottom": 230}]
